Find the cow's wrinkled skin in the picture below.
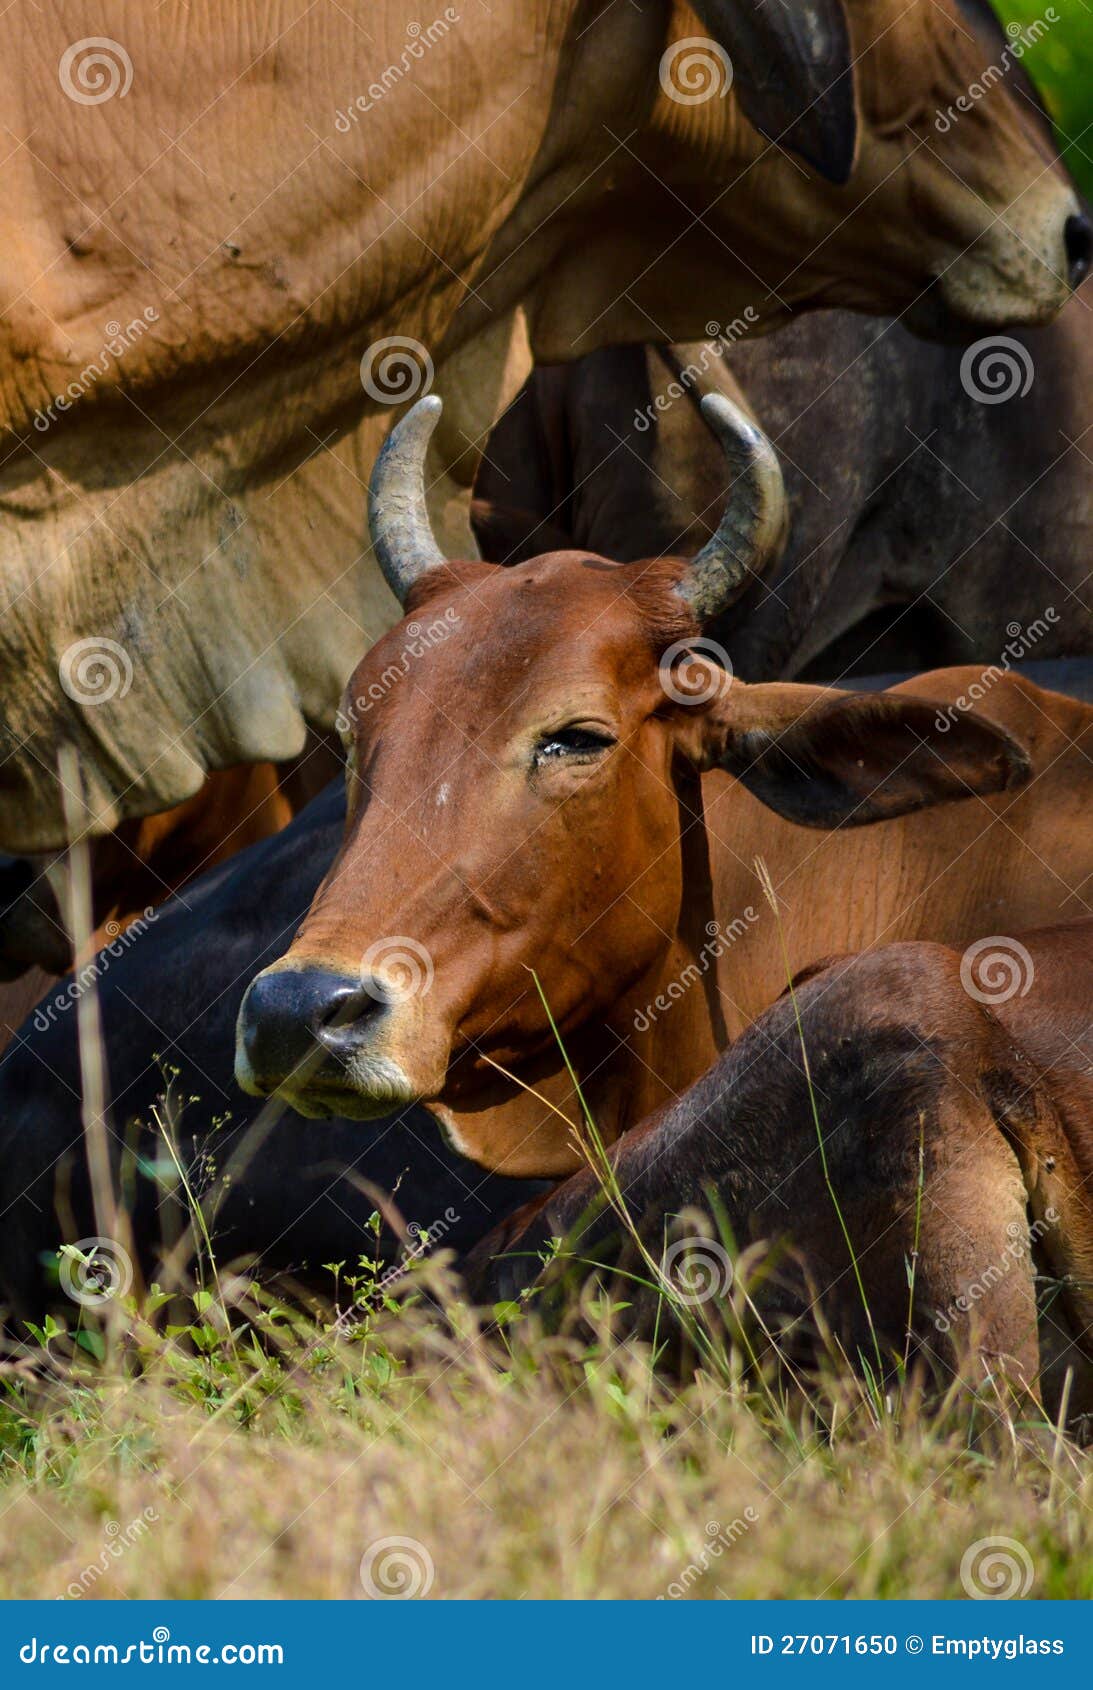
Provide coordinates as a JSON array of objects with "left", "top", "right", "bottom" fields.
[
  {"left": 0, "top": 0, "right": 1085, "bottom": 851},
  {"left": 0, "top": 782, "right": 544, "bottom": 1323},
  {"left": 463, "top": 921, "right": 1093, "bottom": 1418}
]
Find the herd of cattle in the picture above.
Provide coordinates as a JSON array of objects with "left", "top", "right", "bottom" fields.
[{"left": 1, "top": 0, "right": 1093, "bottom": 1418}]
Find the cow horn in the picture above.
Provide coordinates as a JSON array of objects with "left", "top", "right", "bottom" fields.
[
  {"left": 368, "top": 393, "right": 448, "bottom": 604},
  {"left": 675, "top": 393, "right": 786, "bottom": 622}
]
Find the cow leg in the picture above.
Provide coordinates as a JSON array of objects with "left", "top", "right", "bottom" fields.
[{"left": 465, "top": 942, "right": 1049, "bottom": 1401}]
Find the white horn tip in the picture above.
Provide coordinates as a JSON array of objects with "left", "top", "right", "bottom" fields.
[{"left": 700, "top": 391, "right": 758, "bottom": 444}]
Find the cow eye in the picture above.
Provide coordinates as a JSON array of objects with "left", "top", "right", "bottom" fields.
[{"left": 533, "top": 726, "right": 616, "bottom": 767}]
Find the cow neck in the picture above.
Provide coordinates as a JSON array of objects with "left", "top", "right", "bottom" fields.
[{"left": 549, "top": 763, "right": 728, "bottom": 1145}]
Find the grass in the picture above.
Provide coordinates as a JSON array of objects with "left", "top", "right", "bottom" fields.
[
  {"left": 1, "top": 860, "right": 1090, "bottom": 1604},
  {"left": 2, "top": 1256, "right": 1093, "bottom": 1601}
]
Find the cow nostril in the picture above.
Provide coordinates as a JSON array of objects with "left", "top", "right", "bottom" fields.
[
  {"left": 314, "top": 982, "right": 386, "bottom": 1047},
  {"left": 1065, "top": 213, "right": 1093, "bottom": 288},
  {"left": 317, "top": 988, "right": 367, "bottom": 1031}
]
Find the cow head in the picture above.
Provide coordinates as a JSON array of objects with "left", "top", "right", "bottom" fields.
[
  {"left": 236, "top": 396, "right": 1028, "bottom": 1168},
  {"left": 552, "top": 0, "right": 1088, "bottom": 353}
]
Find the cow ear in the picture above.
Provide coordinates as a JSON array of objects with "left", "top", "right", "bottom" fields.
[
  {"left": 704, "top": 684, "right": 1031, "bottom": 828},
  {"left": 690, "top": 0, "right": 858, "bottom": 185}
]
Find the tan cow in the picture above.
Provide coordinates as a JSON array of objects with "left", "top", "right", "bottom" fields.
[
  {"left": 236, "top": 395, "right": 1093, "bottom": 1181},
  {"left": 0, "top": 0, "right": 1084, "bottom": 851}
]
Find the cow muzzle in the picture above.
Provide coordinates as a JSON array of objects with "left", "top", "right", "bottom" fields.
[
  {"left": 234, "top": 962, "right": 434, "bottom": 1118},
  {"left": 926, "top": 186, "right": 1087, "bottom": 335}
]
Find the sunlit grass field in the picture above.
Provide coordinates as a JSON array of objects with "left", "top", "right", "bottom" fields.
[{"left": 2, "top": 1262, "right": 1092, "bottom": 1601}]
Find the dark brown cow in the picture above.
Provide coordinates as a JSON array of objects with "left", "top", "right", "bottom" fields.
[
  {"left": 236, "top": 396, "right": 1093, "bottom": 1184},
  {"left": 464, "top": 920, "right": 1093, "bottom": 1415},
  {"left": 471, "top": 289, "right": 1093, "bottom": 680}
]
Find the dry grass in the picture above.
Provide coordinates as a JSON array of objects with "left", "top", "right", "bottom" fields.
[{"left": 1, "top": 1255, "right": 1091, "bottom": 1602}]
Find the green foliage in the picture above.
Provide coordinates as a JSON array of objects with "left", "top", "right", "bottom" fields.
[{"left": 994, "top": 0, "right": 1093, "bottom": 197}]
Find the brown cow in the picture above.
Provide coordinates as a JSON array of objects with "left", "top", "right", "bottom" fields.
[
  {"left": 462, "top": 921, "right": 1093, "bottom": 1415},
  {"left": 469, "top": 0, "right": 1093, "bottom": 684},
  {"left": 0, "top": 0, "right": 1086, "bottom": 854},
  {"left": 235, "top": 396, "right": 1093, "bottom": 1184}
]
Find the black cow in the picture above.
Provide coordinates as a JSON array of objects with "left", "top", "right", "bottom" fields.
[{"left": 0, "top": 781, "right": 543, "bottom": 1324}]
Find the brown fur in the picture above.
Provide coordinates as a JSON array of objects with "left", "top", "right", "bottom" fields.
[
  {"left": 466, "top": 923, "right": 1093, "bottom": 1413},
  {"left": 237, "top": 547, "right": 1093, "bottom": 1187}
]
